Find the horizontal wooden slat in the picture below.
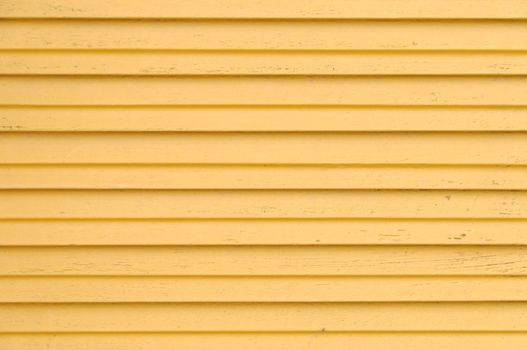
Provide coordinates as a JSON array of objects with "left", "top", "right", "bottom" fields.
[
  {"left": 3, "top": 276, "right": 527, "bottom": 302},
  {"left": 2, "top": 77, "right": 527, "bottom": 106},
  {"left": 3, "top": 51, "right": 527, "bottom": 75},
  {"left": 2, "top": 333, "right": 527, "bottom": 350},
  {"left": 1, "top": 20, "right": 527, "bottom": 50},
  {"left": 2, "top": 219, "right": 527, "bottom": 246},
  {"left": 2, "top": 165, "right": 527, "bottom": 190},
  {"left": 3, "top": 107, "right": 527, "bottom": 132},
  {"left": 1, "top": 190, "right": 526, "bottom": 219},
  {"left": 2, "top": 246, "right": 527, "bottom": 276},
  {"left": 2, "top": 133, "right": 527, "bottom": 165},
  {"left": 2, "top": 303, "right": 527, "bottom": 332},
  {"left": 2, "top": 3, "right": 526, "bottom": 346},
  {"left": 3, "top": 0, "right": 527, "bottom": 19}
]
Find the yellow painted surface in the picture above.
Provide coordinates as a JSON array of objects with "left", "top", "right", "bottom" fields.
[
  {"left": 3, "top": 0, "right": 527, "bottom": 19},
  {"left": 1, "top": 1, "right": 527, "bottom": 349},
  {"left": 3, "top": 52, "right": 527, "bottom": 76}
]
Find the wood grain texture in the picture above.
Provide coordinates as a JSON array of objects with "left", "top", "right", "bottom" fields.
[
  {"left": 2, "top": 219, "right": 527, "bottom": 246},
  {"left": 1, "top": 246, "right": 527, "bottom": 276},
  {"left": 2, "top": 76, "right": 527, "bottom": 106},
  {"left": 2, "top": 333, "right": 527, "bottom": 350},
  {"left": 3, "top": 0, "right": 527, "bottom": 19},
  {"left": 2, "top": 133, "right": 527, "bottom": 165},
  {"left": 3, "top": 107, "right": 527, "bottom": 132},
  {"left": 2, "top": 303, "right": 527, "bottom": 332},
  {"left": 3, "top": 51, "right": 527, "bottom": 75},
  {"left": 2, "top": 276, "right": 527, "bottom": 302},
  {"left": 2, "top": 20, "right": 527, "bottom": 50}
]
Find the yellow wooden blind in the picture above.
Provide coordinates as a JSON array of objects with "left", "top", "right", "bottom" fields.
[{"left": 1, "top": 1, "right": 527, "bottom": 349}]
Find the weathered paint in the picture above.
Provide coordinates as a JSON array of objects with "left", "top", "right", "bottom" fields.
[{"left": 1, "top": 1, "right": 527, "bottom": 349}]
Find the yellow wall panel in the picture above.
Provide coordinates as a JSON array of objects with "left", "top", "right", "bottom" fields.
[
  {"left": 1, "top": 246, "right": 526, "bottom": 276},
  {"left": 1, "top": 190, "right": 527, "bottom": 219},
  {"left": 1, "top": 1, "right": 527, "bottom": 349},
  {"left": 3, "top": 76, "right": 527, "bottom": 105},
  {"left": 0, "top": 333, "right": 525, "bottom": 350},
  {"left": 2, "top": 107, "right": 527, "bottom": 132},
  {"left": 2, "top": 303, "right": 527, "bottom": 332},
  {"left": 2, "top": 219, "right": 527, "bottom": 246},
  {"left": 3, "top": 0, "right": 527, "bottom": 19},
  {"left": 2, "top": 20, "right": 527, "bottom": 50},
  {"left": 3, "top": 276, "right": 527, "bottom": 302},
  {"left": 3, "top": 51, "right": 527, "bottom": 75},
  {"left": 2, "top": 133, "right": 527, "bottom": 164},
  {"left": 2, "top": 165, "right": 527, "bottom": 190}
]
